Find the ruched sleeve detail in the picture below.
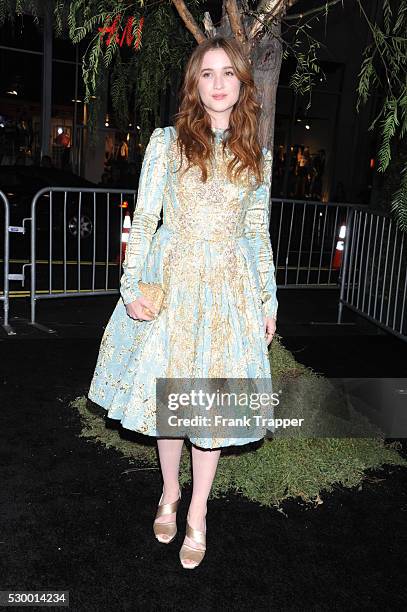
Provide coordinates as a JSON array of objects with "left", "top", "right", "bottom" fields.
[
  {"left": 120, "top": 127, "right": 168, "bottom": 305},
  {"left": 243, "top": 148, "right": 278, "bottom": 320}
]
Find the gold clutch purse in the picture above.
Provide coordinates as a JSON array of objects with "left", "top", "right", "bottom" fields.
[{"left": 137, "top": 281, "right": 165, "bottom": 316}]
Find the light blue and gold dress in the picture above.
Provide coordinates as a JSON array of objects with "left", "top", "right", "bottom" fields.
[{"left": 88, "top": 125, "right": 278, "bottom": 449}]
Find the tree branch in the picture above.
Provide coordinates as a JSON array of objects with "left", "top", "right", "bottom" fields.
[
  {"left": 285, "top": 0, "right": 343, "bottom": 21},
  {"left": 248, "top": 0, "right": 297, "bottom": 40},
  {"left": 171, "top": 0, "right": 206, "bottom": 44},
  {"left": 203, "top": 11, "right": 217, "bottom": 38},
  {"left": 256, "top": 0, "right": 300, "bottom": 14},
  {"left": 225, "top": 0, "right": 250, "bottom": 53}
]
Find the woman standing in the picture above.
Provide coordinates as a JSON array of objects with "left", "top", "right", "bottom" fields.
[{"left": 88, "top": 36, "right": 278, "bottom": 569}]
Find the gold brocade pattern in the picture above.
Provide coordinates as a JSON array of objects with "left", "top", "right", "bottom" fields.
[{"left": 88, "top": 126, "right": 278, "bottom": 449}]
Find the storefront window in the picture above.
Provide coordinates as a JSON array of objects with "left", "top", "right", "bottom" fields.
[{"left": 272, "top": 61, "right": 344, "bottom": 202}]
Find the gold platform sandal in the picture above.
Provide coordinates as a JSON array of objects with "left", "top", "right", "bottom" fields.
[
  {"left": 179, "top": 517, "right": 206, "bottom": 569},
  {"left": 153, "top": 488, "right": 181, "bottom": 544}
]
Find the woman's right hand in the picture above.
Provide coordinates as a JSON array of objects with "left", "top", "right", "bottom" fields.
[{"left": 125, "top": 296, "right": 158, "bottom": 321}]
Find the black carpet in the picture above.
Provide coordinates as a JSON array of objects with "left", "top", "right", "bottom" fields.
[{"left": 1, "top": 294, "right": 407, "bottom": 610}]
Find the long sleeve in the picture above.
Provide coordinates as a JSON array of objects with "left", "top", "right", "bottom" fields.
[
  {"left": 120, "top": 127, "right": 168, "bottom": 305},
  {"left": 243, "top": 148, "right": 278, "bottom": 320}
]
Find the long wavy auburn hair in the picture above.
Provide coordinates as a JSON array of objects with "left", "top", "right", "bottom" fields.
[{"left": 173, "top": 36, "right": 265, "bottom": 188}]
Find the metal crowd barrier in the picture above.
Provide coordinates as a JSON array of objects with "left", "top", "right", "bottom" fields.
[
  {"left": 338, "top": 206, "right": 407, "bottom": 342},
  {"left": 6, "top": 186, "right": 404, "bottom": 341},
  {"left": 24, "top": 192, "right": 351, "bottom": 329},
  {"left": 269, "top": 198, "right": 352, "bottom": 287},
  {"left": 0, "top": 190, "right": 13, "bottom": 334},
  {"left": 28, "top": 187, "right": 137, "bottom": 331}
]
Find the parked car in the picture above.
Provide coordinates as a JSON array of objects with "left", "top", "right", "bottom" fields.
[{"left": 0, "top": 165, "right": 136, "bottom": 262}]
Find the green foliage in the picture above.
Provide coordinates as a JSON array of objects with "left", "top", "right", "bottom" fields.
[
  {"left": 126, "top": 1, "right": 199, "bottom": 139},
  {"left": 391, "top": 163, "right": 407, "bottom": 231},
  {"left": 0, "top": 0, "right": 39, "bottom": 25},
  {"left": 287, "top": 40, "right": 322, "bottom": 111},
  {"left": 65, "top": 0, "right": 202, "bottom": 143},
  {"left": 356, "top": 0, "right": 407, "bottom": 231},
  {"left": 54, "top": 1, "right": 69, "bottom": 37},
  {"left": 258, "top": 4, "right": 327, "bottom": 111}
]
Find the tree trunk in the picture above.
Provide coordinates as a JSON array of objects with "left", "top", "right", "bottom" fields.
[
  {"left": 172, "top": 0, "right": 286, "bottom": 152},
  {"left": 215, "top": 15, "right": 283, "bottom": 153},
  {"left": 250, "top": 21, "right": 283, "bottom": 153}
]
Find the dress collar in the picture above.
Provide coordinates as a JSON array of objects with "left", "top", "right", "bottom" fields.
[{"left": 211, "top": 127, "right": 228, "bottom": 143}]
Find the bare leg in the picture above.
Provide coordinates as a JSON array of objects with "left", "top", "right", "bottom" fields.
[
  {"left": 182, "top": 444, "right": 221, "bottom": 566},
  {"left": 155, "top": 438, "right": 184, "bottom": 541}
]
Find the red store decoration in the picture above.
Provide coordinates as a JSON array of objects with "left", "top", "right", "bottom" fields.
[{"left": 98, "top": 15, "right": 144, "bottom": 49}]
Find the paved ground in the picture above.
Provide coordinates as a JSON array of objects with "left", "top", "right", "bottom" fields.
[{"left": 1, "top": 289, "right": 406, "bottom": 611}]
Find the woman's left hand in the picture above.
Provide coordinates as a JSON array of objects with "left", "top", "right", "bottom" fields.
[{"left": 264, "top": 316, "right": 276, "bottom": 345}]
